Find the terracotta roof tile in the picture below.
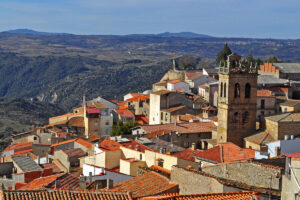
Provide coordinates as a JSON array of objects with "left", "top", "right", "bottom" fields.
[
  {"left": 257, "top": 89, "right": 275, "bottom": 97},
  {"left": 135, "top": 115, "right": 149, "bottom": 124},
  {"left": 126, "top": 95, "right": 149, "bottom": 102},
  {"left": 67, "top": 117, "right": 85, "bottom": 127},
  {"left": 62, "top": 148, "right": 87, "bottom": 157},
  {"left": 168, "top": 80, "right": 182, "bottom": 84},
  {"left": 86, "top": 108, "right": 100, "bottom": 114},
  {"left": 109, "top": 171, "right": 178, "bottom": 198},
  {"left": 202, "top": 106, "right": 216, "bottom": 111},
  {"left": 47, "top": 174, "right": 80, "bottom": 190},
  {"left": 142, "top": 122, "right": 216, "bottom": 138},
  {"left": 174, "top": 142, "right": 255, "bottom": 163},
  {"left": 140, "top": 191, "right": 259, "bottom": 200},
  {"left": 19, "top": 173, "right": 64, "bottom": 190},
  {"left": 42, "top": 163, "right": 63, "bottom": 173},
  {"left": 115, "top": 109, "right": 135, "bottom": 118},
  {"left": 99, "top": 138, "right": 152, "bottom": 153},
  {"left": 1, "top": 189, "right": 132, "bottom": 200},
  {"left": 162, "top": 105, "right": 185, "bottom": 112},
  {"left": 2, "top": 142, "right": 33, "bottom": 153},
  {"left": 244, "top": 131, "right": 275, "bottom": 145}
]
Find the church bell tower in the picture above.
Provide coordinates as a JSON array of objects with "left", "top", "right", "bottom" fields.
[{"left": 217, "top": 53, "right": 258, "bottom": 147}]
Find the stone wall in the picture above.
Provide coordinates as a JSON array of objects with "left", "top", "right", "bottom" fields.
[
  {"left": 201, "top": 161, "right": 281, "bottom": 190},
  {"left": 171, "top": 166, "right": 238, "bottom": 194}
]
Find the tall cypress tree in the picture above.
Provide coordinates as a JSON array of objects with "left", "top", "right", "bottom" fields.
[{"left": 216, "top": 43, "right": 232, "bottom": 64}]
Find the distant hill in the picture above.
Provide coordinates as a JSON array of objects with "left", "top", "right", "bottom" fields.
[
  {"left": 0, "top": 98, "right": 65, "bottom": 150},
  {"left": 126, "top": 32, "right": 213, "bottom": 38},
  {"left": 1, "top": 29, "right": 70, "bottom": 35},
  {"left": 156, "top": 32, "right": 213, "bottom": 38}
]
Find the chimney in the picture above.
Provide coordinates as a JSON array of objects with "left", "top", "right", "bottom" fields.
[
  {"left": 107, "top": 179, "right": 114, "bottom": 189},
  {"left": 284, "top": 135, "right": 289, "bottom": 140},
  {"left": 83, "top": 94, "right": 86, "bottom": 107},
  {"left": 37, "top": 155, "right": 40, "bottom": 165},
  {"left": 191, "top": 143, "right": 196, "bottom": 150},
  {"left": 79, "top": 175, "right": 86, "bottom": 189},
  {"left": 55, "top": 180, "right": 61, "bottom": 189},
  {"left": 89, "top": 172, "right": 93, "bottom": 183}
]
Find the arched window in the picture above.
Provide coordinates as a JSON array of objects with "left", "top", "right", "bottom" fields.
[
  {"left": 234, "top": 83, "right": 240, "bottom": 98},
  {"left": 233, "top": 112, "right": 239, "bottom": 123},
  {"left": 220, "top": 82, "right": 223, "bottom": 97},
  {"left": 224, "top": 83, "right": 227, "bottom": 98},
  {"left": 245, "top": 83, "right": 251, "bottom": 98},
  {"left": 242, "top": 111, "right": 249, "bottom": 124}
]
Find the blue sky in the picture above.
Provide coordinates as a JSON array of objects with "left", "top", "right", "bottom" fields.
[{"left": 0, "top": 0, "right": 300, "bottom": 38}]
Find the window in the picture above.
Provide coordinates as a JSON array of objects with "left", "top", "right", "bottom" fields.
[
  {"left": 220, "top": 82, "right": 223, "bottom": 97},
  {"left": 234, "top": 83, "right": 240, "bottom": 98},
  {"left": 284, "top": 108, "right": 287, "bottom": 113},
  {"left": 161, "top": 112, "right": 163, "bottom": 120},
  {"left": 233, "top": 112, "right": 239, "bottom": 123},
  {"left": 165, "top": 113, "right": 168, "bottom": 121},
  {"left": 261, "top": 99, "right": 265, "bottom": 109},
  {"left": 105, "top": 121, "right": 109, "bottom": 125},
  {"left": 140, "top": 154, "right": 143, "bottom": 161},
  {"left": 224, "top": 83, "right": 227, "bottom": 98},
  {"left": 245, "top": 83, "right": 251, "bottom": 98},
  {"left": 184, "top": 142, "right": 190, "bottom": 148},
  {"left": 34, "top": 136, "right": 37, "bottom": 141},
  {"left": 94, "top": 122, "right": 98, "bottom": 126},
  {"left": 186, "top": 134, "right": 189, "bottom": 138},
  {"left": 242, "top": 112, "right": 249, "bottom": 124},
  {"left": 261, "top": 111, "right": 265, "bottom": 116}
]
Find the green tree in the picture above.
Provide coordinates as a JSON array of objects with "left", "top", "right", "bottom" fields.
[
  {"left": 111, "top": 120, "right": 139, "bottom": 136},
  {"left": 216, "top": 43, "right": 232, "bottom": 64},
  {"left": 264, "top": 56, "right": 282, "bottom": 63}
]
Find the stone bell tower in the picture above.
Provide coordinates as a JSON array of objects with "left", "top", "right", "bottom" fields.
[{"left": 217, "top": 53, "right": 258, "bottom": 147}]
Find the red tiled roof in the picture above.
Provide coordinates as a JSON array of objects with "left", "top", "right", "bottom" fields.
[
  {"left": 120, "top": 105, "right": 129, "bottom": 110},
  {"left": 185, "top": 72, "right": 203, "bottom": 78},
  {"left": 168, "top": 80, "right": 182, "bottom": 84},
  {"left": 121, "top": 139, "right": 153, "bottom": 153},
  {"left": 269, "top": 87, "right": 291, "bottom": 93},
  {"left": 174, "top": 143, "right": 255, "bottom": 163},
  {"left": 99, "top": 139, "right": 122, "bottom": 151},
  {"left": 42, "top": 163, "right": 63, "bottom": 173},
  {"left": 19, "top": 173, "right": 64, "bottom": 190},
  {"left": 140, "top": 191, "right": 259, "bottom": 200},
  {"left": 257, "top": 89, "right": 275, "bottom": 97},
  {"left": 2, "top": 142, "right": 33, "bottom": 153},
  {"left": 51, "top": 139, "right": 77, "bottom": 147},
  {"left": 142, "top": 122, "right": 216, "bottom": 138},
  {"left": 149, "top": 165, "right": 171, "bottom": 174},
  {"left": 1, "top": 190, "right": 132, "bottom": 200},
  {"left": 62, "top": 148, "right": 87, "bottom": 157},
  {"left": 202, "top": 106, "right": 216, "bottom": 111},
  {"left": 126, "top": 95, "right": 149, "bottom": 102},
  {"left": 67, "top": 117, "right": 85, "bottom": 127},
  {"left": 117, "top": 101, "right": 127, "bottom": 107},
  {"left": 99, "top": 138, "right": 152, "bottom": 153},
  {"left": 75, "top": 138, "right": 93, "bottom": 149},
  {"left": 135, "top": 115, "right": 149, "bottom": 125},
  {"left": 115, "top": 109, "right": 135, "bottom": 118},
  {"left": 86, "top": 109, "right": 100, "bottom": 114},
  {"left": 51, "top": 138, "right": 92, "bottom": 150},
  {"left": 47, "top": 174, "right": 80, "bottom": 190},
  {"left": 171, "top": 114, "right": 199, "bottom": 123},
  {"left": 109, "top": 171, "right": 178, "bottom": 198}
]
